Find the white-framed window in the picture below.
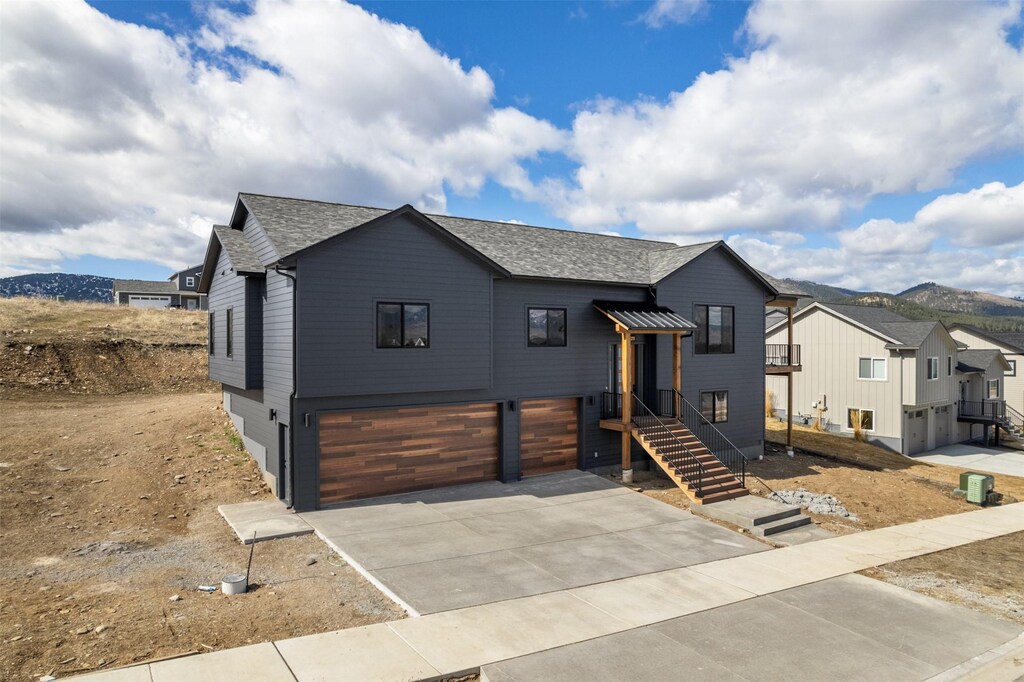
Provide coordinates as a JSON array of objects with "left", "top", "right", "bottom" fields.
[
  {"left": 927, "top": 357, "right": 939, "bottom": 380},
  {"left": 858, "top": 357, "right": 886, "bottom": 380},
  {"left": 186, "top": 276, "right": 195, "bottom": 288},
  {"left": 988, "top": 379, "right": 999, "bottom": 399},
  {"left": 1008, "top": 359, "right": 1017, "bottom": 377},
  {"left": 846, "top": 407, "right": 875, "bottom": 432}
]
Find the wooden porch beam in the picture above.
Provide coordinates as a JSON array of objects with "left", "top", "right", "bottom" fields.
[
  {"left": 620, "top": 330, "right": 633, "bottom": 481},
  {"left": 787, "top": 306, "right": 794, "bottom": 450}
]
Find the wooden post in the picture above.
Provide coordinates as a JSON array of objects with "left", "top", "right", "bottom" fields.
[
  {"left": 786, "top": 306, "right": 794, "bottom": 451},
  {"left": 672, "top": 333, "right": 682, "bottom": 418},
  {"left": 620, "top": 331, "right": 633, "bottom": 482}
]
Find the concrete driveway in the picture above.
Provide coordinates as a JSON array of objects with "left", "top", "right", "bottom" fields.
[
  {"left": 299, "top": 470, "right": 767, "bottom": 614},
  {"left": 911, "top": 443, "right": 1024, "bottom": 477}
]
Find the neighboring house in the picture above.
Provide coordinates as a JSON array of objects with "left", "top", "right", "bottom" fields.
[
  {"left": 113, "top": 265, "right": 208, "bottom": 309},
  {"left": 954, "top": 349, "right": 1012, "bottom": 443},
  {"left": 948, "top": 325, "right": 1024, "bottom": 418},
  {"left": 199, "top": 193, "right": 797, "bottom": 511},
  {"left": 767, "top": 302, "right": 969, "bottom": 455}
]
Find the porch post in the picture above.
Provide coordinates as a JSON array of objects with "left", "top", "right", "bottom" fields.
[
  {"left": 786, "top": 305, "right": 794, "bottom": 453},
  {"left": 672, "top": 332, "right": 682, "bottom": 418},
  {"left": 620, "top": 330, "right": 633, "bottom": 483}
]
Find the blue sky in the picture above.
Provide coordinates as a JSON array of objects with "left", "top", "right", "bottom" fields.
[{"left": 2, "top": 0, "right": 1022, "bottom": 294}]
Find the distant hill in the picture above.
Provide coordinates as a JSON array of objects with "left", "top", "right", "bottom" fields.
[
  {"left": 0, "top": 273, "right": 113, "bottom": 303},
  {"left": 783, "top": 279, "right": 863, "bottom": 302},
  {"left": 896, "top": 282, "right": 1024, "bottom": 317},
  {"left": 845, "top": 293, "right": 1024, "bottom": 332}
]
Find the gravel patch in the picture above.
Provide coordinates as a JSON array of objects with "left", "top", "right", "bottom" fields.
[{"left": 769, "top": 488, "right": 859, "bottom": 520}]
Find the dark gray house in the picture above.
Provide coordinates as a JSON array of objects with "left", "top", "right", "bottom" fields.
[
  {"left": 113, "top": 264, "right": 208, "bottom": 310},
  {"left": 199, "top": 193, "right": 798, "bottom": 512}
]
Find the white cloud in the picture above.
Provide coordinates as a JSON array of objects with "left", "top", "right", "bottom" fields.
[
  {"left": 538, "top": 1, "right": 1024, "bottom": 237},
  {"left": 638, "top": 0, "right": 707, "bottom": 28},
  {"left": 915, "top": 181, "right": 1024, "bottom": 247},
  {"left": 836, "top": 219, "right": 935, "bottom": 256},
  {"left": 0, "top": 0, "right": 562, "bottom": 272}
]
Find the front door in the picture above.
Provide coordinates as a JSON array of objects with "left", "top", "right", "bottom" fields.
[{"left": 610, "top": 339, "right": 646, "bottom": 400}]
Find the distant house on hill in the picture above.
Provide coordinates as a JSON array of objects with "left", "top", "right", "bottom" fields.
[{"left": 113, "top": 265, "right": 207, "bottom": 310}]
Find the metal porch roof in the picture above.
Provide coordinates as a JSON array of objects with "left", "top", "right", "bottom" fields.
[{"left": 593, "top": 300, "right": 696, "bottom": 333}]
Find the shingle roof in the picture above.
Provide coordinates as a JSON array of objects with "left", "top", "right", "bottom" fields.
[
  {"left": 214, "top": 225, "right": 263, "bottom": 273},
  {"left": 112, "top": 279, "right": 177, "bottom": 295},
  {"left": 878, "top": 321, "right": 940, "bottom": 347},
  {"left": 957, "top": 349, "right": 1005, "bottom": 373},
  {"left": 814, "top": 302, "right": 944, "bottom": 347},
  {"left": 235, "top": 193, "right": 751, "bottom": 287},
  {"left": 952, "top": 324, "right": 1024, "bottom": 353},
  {"left": 756, "top": 271, "right": 811, "bottom": 298}
]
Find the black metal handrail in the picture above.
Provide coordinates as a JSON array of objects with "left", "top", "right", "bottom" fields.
[
  {"left": 666, "top": 388, "right": 746, "bottom": 487},
  {"left": 766, "top": 344, "right": 801, "bottom": 367},
  {"left": 958, "top": 400, "right": 1005, "bottom": 421},
  {"left": 1004, "top": 402, "right": 1024, "bottom": 431},
  {"left": 602, "top": 391, "right": 622, "bottom": 420},
  {"left": 631, "top": 393, "right": 706, "bottom": 497}
]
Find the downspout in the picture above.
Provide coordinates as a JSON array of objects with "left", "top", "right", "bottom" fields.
[
  {"left": 899, "top": 350, "right": 905, "bottom": 455},
  {"left": 274, "top": 264, "right": 298, "bottom": 510}
]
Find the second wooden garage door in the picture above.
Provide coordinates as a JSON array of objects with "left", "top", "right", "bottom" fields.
[
  {"left": 520, "top": 397, "right": 579, "bottom": 477},
  {"left": 318, "top": 402, "right": 499, "bottom": 505}
]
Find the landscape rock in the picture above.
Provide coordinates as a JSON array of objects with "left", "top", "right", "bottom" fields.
[{"left": 769, "top": 488, "right": 858, "bottom": 520}]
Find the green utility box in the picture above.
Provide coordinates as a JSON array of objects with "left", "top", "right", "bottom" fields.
[
  {"left": 966, "top": 474, "right": 995, "bottom": 505},
  {"left": 959, "top": 471, "right": 980, "bottom": 491}
]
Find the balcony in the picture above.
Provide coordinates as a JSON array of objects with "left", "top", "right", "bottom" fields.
[{"left": 765, "top": 344, "right": 801, "bottom": 374}]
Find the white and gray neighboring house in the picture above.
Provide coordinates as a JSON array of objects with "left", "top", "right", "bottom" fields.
[
  {"left": 766, "top": 301, "right": 1015, "bottom": 455},
  {"left": 113, "top": 265, "right": 208, "bottom": 310},
  {"left": 949, "top": 325, "right": 1024, "bottom": 418}
]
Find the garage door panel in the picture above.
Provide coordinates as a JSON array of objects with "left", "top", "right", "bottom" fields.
[
  {"left": 318, "top": 402, "right": 499, "bottom": 505},
  {"left": 520, "top": 398, "right": 578, "bottom": 477}
]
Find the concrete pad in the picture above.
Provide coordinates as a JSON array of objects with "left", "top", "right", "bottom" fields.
[
  {"left": 886, "top": 519, "right": 995, "bottom": 546},
  {"left": 300, "top": 500, "right": 450, "bottom": 537},
  {"left": 751, "top": 542, "right": 881, "bottom": 575},
  {"left": 505, "top": 471, "right": 634, "bottom": 506},
  {"left": 569, "top": 566, "right": 755, "bottom": 627},
  {"left": 913, "top": 444, "right": 1024, "bottom": 478},
  {"left": 687, "top": 553, "right": 816, "bottom": 595},
  {"left": 457, "top": 504, "right": 608, "bottom": 549},
  {"left": 654, "top": 592, "right": 938, "bottom": 681},
  {"left": 387, "top": 591, "right": 629, "bottom": 673},
  {"left": 219, "top": 500, "right": 312, "bottom": 544},
  {"left": 69, "top": 666, "right": 153, "bottom": 681},
  {"left": 480, "top": 627, "right": 745, "bottom": 682},
  {"left": 372, "top": 549, "right": 567, "bottom": 614},
  {"left": 773, "top": 574, "right": 1024, "bottom": 672},
  {"left": 149, "top": 643, "right": 295, "bottom": 682},
  {"left": 276, "top": 623, "right": 439, "bottom": 682},
  {"left": 509, "top": 532, "right": 681, "bottom": 588},
  {"left": 327, "top": 519, "right": 504, "bottom": 570},
  {"left": 619, "top": 519, "right": 767, "bottom": 565},
  {"left": 554, "top": 492, "right": 695, "bottom": 532},
  {"left": 691, "top": 494, "right": 801, "bottom": 528},
  {"left": 822, "top": 528, "right": 949, "bottom": 562},
  {"left": 928, "top": 632, "right": 1024, "bottom": 682},
  {"left": 767, "top": 524, "right": 834, "bottom": 546}
]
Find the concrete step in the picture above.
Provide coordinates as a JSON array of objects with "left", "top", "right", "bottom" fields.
[
  {"left": 691, "top": 495, "right": 808, "bottom": 530},
  {"left": 751, "top": 514, "right": 813, "bottom": 537}
]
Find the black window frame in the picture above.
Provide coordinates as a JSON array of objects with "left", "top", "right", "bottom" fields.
[
  {"left": 208, "top": 312, "right": 214, "bottom": 355},
  {"left": 947, "top": 356, "right": 952, "bottom": 377},
  {"left": 226, "top": 307, "right": 233, "bottom": 358},
  {"left": 699, "top": 390, "right": 729, "bottom": 423},
  {"left": 694, "top": 304, "right": 735, "bottom": 355},
  {"left": 376, "top": 302, "right": 430, "bottom": 349},
  {"left": 527, "top": 307, "right": 567, "bottom": 347}
]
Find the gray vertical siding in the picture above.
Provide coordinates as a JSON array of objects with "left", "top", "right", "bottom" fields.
[
  {"left": 296, "top": 215, "right": 494, "bottom": 397},
  {"left": 245, "top": 278, "right": 264, "bottom": 389},
  {"left": 655, "top": 248, "right": 767, "bottom": 457},
  {"left": 207, "top": 248, "right": 247, "bottom": 389},
  {"left": 242, "top": 210, "right": 281, "bottom": 265}
]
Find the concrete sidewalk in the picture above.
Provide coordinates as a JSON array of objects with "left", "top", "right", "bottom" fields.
[{"left": 68, "top": 503, "right": 1024, "bottom": 682}]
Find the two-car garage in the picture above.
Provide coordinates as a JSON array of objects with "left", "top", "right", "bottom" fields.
[{"left": 317, "top": 397, "right": 580, "bottom": 506}]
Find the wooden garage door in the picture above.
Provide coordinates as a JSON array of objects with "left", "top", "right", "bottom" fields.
[
  {"left": 318, "top": 403, "right": 499, "bottom": 505},
  {"left": 520, "top": 398, "right": 578, "bottom": 477}
]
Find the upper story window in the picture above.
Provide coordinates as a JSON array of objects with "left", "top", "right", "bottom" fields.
[
  {"left": 377, "top": 303, "right": 429, "bottom": 348},
  {"left": 927, "top": 357, "right": 939, "bottom": 380},
  {"left": 694, "top": 305, "right": 734, "bottom": 354},
  {"left": 858, "top": 357, "right": 886, "bottom": 381},
  {"left": 208, "top": 312, "right": 214, "bottom": 355},
  {"left": 1008, "top": 360, "right": 1017, "bottom": 377},
  {"left": 700, "top": 390, "right": 728, "bottom": 423},
  {"left": 226, "top": 308, "right": 233, "bottom": 358},
  {"left": 988, "top": 379, "right": 1000, "bottom": 399},
  {"left": 528, "top": 308, "right": 566, "bottom": 347},
  {"left": 186, "top": 276, "right": 195, "bottom": 288}
]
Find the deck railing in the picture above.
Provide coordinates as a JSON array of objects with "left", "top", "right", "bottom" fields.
[
  {"left": 766, "top": 344, "right": 801, "bottom": 368},
  {"left": 958, "top": 400, "right": 1004, "bottom": 421},
  {"left": 631, "top": 393, "right": 706, "bottom": 497},
  {"left": 662, "top": 389, "right": 746, "bottom": 487},
  {"left": 601, "top": 391, "right": 623, "bottom": 420}
]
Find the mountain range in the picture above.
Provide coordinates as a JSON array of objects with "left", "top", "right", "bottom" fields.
[{"left": 0, "top": 273, "right": 114, "bottom": 302}]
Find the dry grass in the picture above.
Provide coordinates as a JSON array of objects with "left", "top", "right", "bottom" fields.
[
  {"left": 766, "top": 417, "right": 1024, "bottom": 501},
  {"left": 764, "top": 389, "right": 776, "bottom": 418},
  {"left": 0, "top": 297, "right": 206, "bottom": 346}
]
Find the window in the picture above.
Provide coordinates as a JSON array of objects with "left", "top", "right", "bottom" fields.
[
  {"left": 857, "top": 357, "right": 887, "bottom": 380},
  {"left": 226, "top": 308, "right": 233, "bottom": 358},
  {"left": 947, "top": 356, "right": 953, "bottom": 377},
  {"left": 1008, "top": 360, "right": 1017, "bottom": 377},
  {"left": 927, "top": 357, "right": 939, "bottom": 380},
  {"left": 186, "top": 276, "right": 195, "bottom": 288},
  {"left": 694, "top": 305, "right": 734, "bottom": 354},
  {"left": 847, "top": 408, "right": 875, "bottom": 432},
  {"left": 700, "top": 391, "right": 728, "bottom": 423},
  {"left": 376, "top": 303, "right": 429, "bottom": 348},
  {"left": 528, "top": 308, "right": 566, "bottom": 347},
  {"left": 988, "top": 379, "right": 1000, "bottom": 399},
  {"left": 208, "top": 312, "right": 214, "bottom": 355}
]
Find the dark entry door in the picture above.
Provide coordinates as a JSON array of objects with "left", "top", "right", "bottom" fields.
[{"left": 610, "top": 339, "right": 648, "bottom": 401}]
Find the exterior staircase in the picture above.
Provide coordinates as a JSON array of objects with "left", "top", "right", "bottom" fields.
[{"left": 997, "top": 404, "right": 1024, "bottom": 443}]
